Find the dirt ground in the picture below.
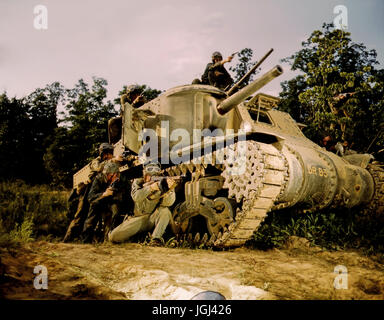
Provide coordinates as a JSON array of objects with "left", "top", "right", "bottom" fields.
[{"left": 1, "top": 237, "right": 383, "bottom": 300}]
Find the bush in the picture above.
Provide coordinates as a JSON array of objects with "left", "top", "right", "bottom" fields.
[
  {"left": 0, "top": 180, "right": 70, "bottom": 246},
  {"left": 250, "top": 206, "right": 384, "bottom": 253}
]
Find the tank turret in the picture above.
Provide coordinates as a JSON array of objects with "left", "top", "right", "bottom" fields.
[{"left": 121, "top": 65, "right": 283, "bottom": 155}]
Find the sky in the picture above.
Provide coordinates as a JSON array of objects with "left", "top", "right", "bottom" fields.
[{"left": 1, "top": 0, "right": 383, "bottom": 103}]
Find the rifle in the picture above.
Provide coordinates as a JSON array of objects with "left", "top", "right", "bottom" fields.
[
  {"left": 109, "top": 178, "right": 121, "bottom": 192},
  {"left": 121, "top": 151, "right": 138, "bottom": 162},
  {"left": 93, "top": 178, "right": 121, "bottom": 202},
  {"left": 226, "top": 48, "right": 274, "bottom": 95},
  {"left": 144, "top": 175, "right": 186, "bottom": 193}
]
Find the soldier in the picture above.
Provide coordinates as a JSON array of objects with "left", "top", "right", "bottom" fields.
[
  {"left": 108, "top": 162, "right": 179, "bottom": 245},
  {"left": 89, "top": 143, "right": 115, "bottom": 179},
  {"left": 319, "top": 135, "right": 336, "bottom": 153},
  {"left": 120, "top": 84, "right": 147, "bottom": 109},
  {"left": 108, "top": 85, "right": 147, "bottom": 144},
  {"left": 335, "top": 140, "right": 357, "bottom": 156},
  {"left": 201, "top": 51, "right": 234, "bottom": 90},
  {"left": 82, "top": 161, "right": 122, "bottom": 243},
  {"left": 63, "top": 143, "right": 114, "bottom": 242}
]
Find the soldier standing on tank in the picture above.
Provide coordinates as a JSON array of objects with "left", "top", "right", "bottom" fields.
[
  {"left": 201, "top": 51, "right": 234, "bottom": 90},
  {"left": 108, "top": 85, "right": 147, "bottom": 144},
  {"left": 63, "top": 143, "right": 115, "bottom": 242},
  {"left": 108, "top": 162, "right": 179, "bottom": 246},
  {"left": 82, "top": 161, "right": 123, "bottom": 243},
  {"left": 120, "top": 84, "right": 147, "bottom": 109}
]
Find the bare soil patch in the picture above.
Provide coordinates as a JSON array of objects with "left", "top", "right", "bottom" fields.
[{"left": 1, "top": 239, "right": 383, "bottom": 300}]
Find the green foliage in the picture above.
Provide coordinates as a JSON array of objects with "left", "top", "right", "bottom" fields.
[
  {"left": 250, "top": 207, "right": 384, "bottom": 253},
  {"left": 114, "top": 84, "right": 162, "bottom": 106},
  {"left": 0, "top": 94, "right": 30, "bottom": 181},
  {"left": 0, "top": 76, "right": 163, "bottom": 187},
  {"left": 0, "top": 83, "right": 65, "bottom": 184},
  {"left": 279, "top": 23, "right": 384, "bottom": 154},
  {"left": 0, "top": 220, "right": 17, "bottom": 247},
  {"left": 44, "top": 77, "right": 118, "bottom": 187},
  {"left": 0, "top": 180, "right": 69, "bottom": 247},
  {"left": 229, "top": 48, "right": 257, "bottom": 88},
  {"left": 9, "top": 215, "right": 34, "bottom": 243}
]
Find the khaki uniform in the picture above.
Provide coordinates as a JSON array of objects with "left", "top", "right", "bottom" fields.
[
  {"left": 63, "top": 157, "right": 108, "bottom": 242},
  {"left": 82, "top": 172, "right": 122, "bottom": 243},
  {"left": 108, "top": 94, "right": 146, "bottom": 144},
  {"left": 89, "top": 156, "right": 108, "bottom": 180},
  {"left": 109, "top": 177, "right": 175, "bottom": 243},
  {"left": 120, "top": 94, "right": 146, "bottom": 109},
  {"left": 201, "top": 62, "right": 233, "bottom": 90}
]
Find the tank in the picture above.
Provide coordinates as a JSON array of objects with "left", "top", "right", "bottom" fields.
[{"left": 74, "top": 65, "right": 384, "bottom": 247}]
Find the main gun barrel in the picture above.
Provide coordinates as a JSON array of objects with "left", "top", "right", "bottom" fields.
[{"left": 217, "top": 65, "right": 283, "bottom": 115}]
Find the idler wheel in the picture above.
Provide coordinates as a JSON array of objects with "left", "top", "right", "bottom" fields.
[{"left": 172, "top": 203, "right": 192, "bottom": 233}]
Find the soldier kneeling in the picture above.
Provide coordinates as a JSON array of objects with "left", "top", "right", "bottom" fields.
[
  {"left": 108, "top": 162, "right": 179, "bottom": 246},
  {"left": 82, "top": 161, "right": 122, "bottom": 243},
  {"left": 63, "top": 143, "right": 114, "bottom": 242}
]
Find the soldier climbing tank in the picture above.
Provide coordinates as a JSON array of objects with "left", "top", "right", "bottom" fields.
[{"left": 74, "top": 64, "right": 384, "bottom": 248}]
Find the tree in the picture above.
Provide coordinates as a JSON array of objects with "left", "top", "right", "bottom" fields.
[
  {"left": 44, "top": 77, "right": 117, "bottom": 186},
  {"left": 279, "top": 23, "right": 384, "bottom": 153},
  {"left": 25, "top": 82, "right": 65, "bottom": 183},
  {"left": 0, "top": 82, "right": 65, "bottom": 183},
  {"left": 229, "top": 48, "right": 257, "bottom": 89},
  {"left": 0, "top": 94, "right": 30, "bottom": 180}
]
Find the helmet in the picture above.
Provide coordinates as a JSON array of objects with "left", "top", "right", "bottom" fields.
[
  {"left": 211, "top": 51, "right": 223, "bottom": 59},
  {"left": 99, "top": 143, "right": 114, "bottom": 155},
  {"left": 126, "top": 84, "right": 142, "bottom": 95},
  {"left": 191, "top": 291, "right": 226, "bottom": 300},
  {"left": 143, "top": 161, "right": 161, "bottom": 176},
  {"left": 103, "top": 161, "right": 120, "bottom": 175}
]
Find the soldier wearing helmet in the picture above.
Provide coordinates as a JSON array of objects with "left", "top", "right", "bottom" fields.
[
  {"left": 82, "top": 161, "right": 122, "bottom": 243},
  {"left": 108, "top": 161, "right": 180, "bottom": 245},
  {"left": 88, "top": 143, "right": 114, "bottom": 180},
  {"left": 63, "top": 143, "right": 115, "bottom": 243},
  {"left": 120, "top": 84, "right": 147, "bottom": 109},
  {"left": 201, "top": 51, "right": 234, "bottom": 90},
  {"left": 108, "top": 85, "right": 148, "bottom": 145}
]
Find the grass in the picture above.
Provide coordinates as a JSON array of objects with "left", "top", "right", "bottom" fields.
[
  {"left": 0, "top": 179, "right": 383, "bottom": 257},
  {"left": 0, "top": 180, "right": 69, "bottom": 247},
  {"left": 249, "top": 206, "right": 384, "bottom": 254}
]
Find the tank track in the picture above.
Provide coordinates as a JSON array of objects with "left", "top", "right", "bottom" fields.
[
  {"left": 165, "top": 140, "right": 289, "bottom": 248},
  {"left": 365, "top": 163, "right": 384, "bottom": 217}
]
